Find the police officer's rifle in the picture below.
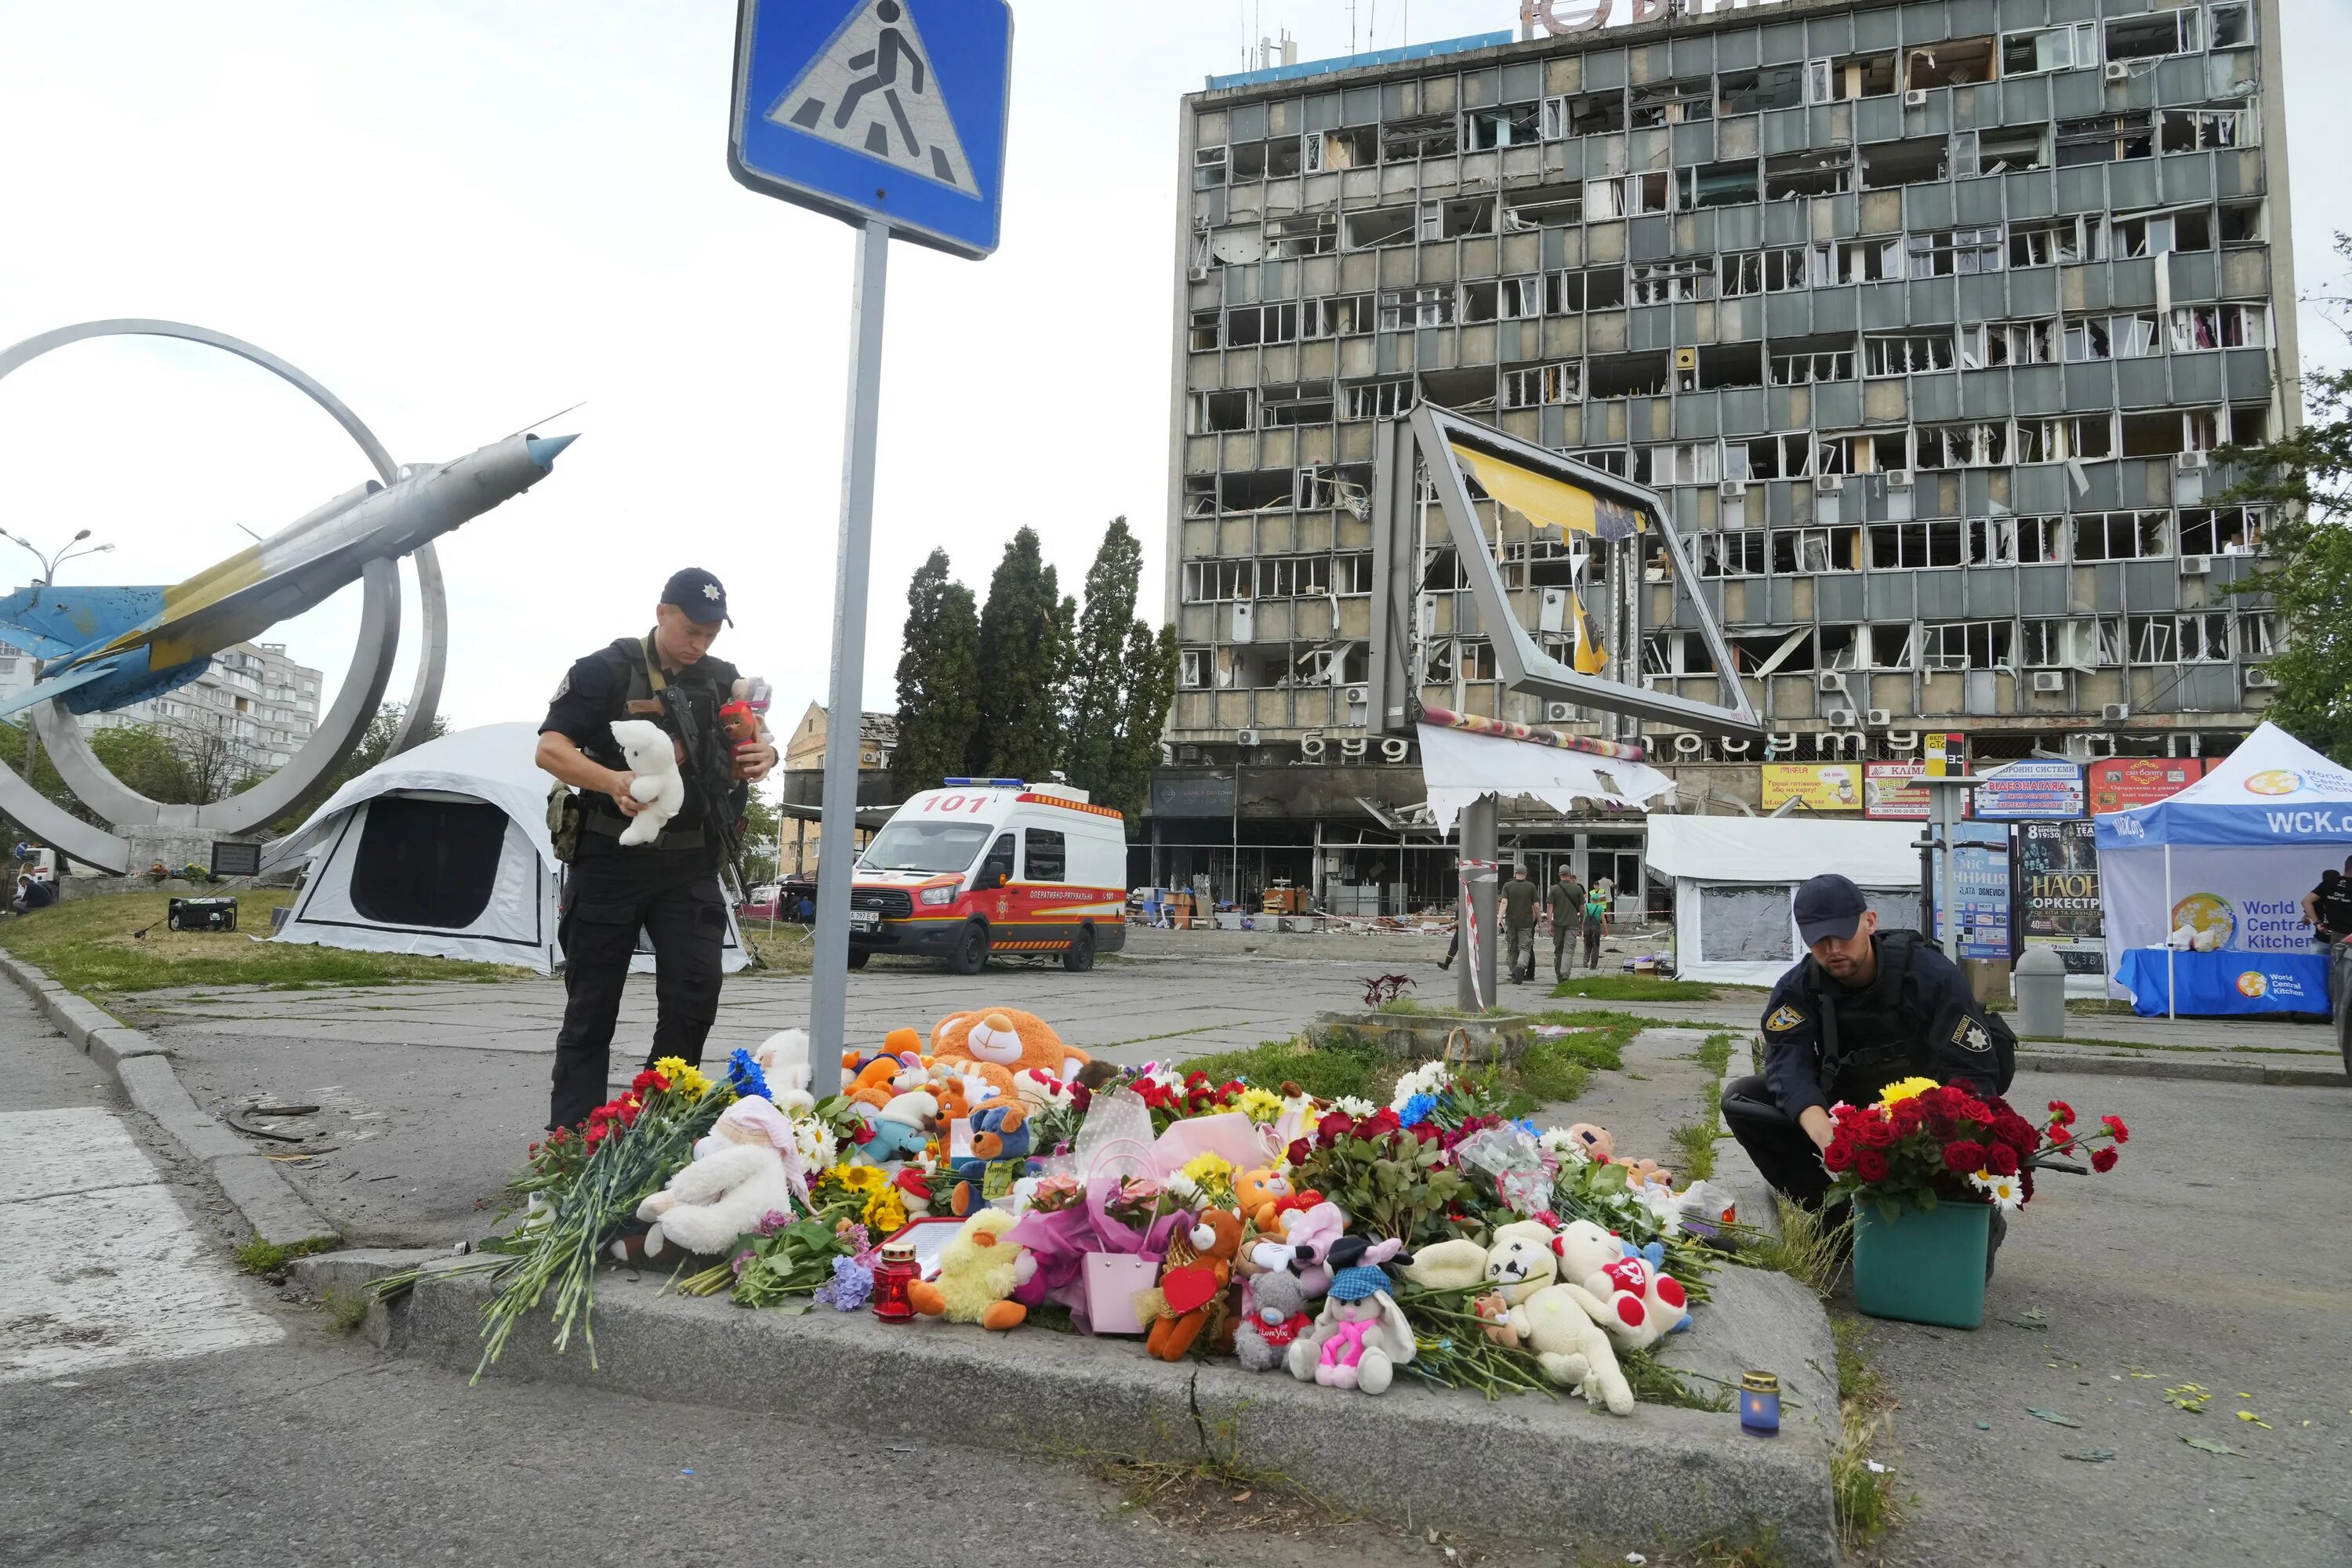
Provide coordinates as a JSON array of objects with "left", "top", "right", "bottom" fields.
[{"left": 656, "top": 684, "right": 751, "bottom": 904}]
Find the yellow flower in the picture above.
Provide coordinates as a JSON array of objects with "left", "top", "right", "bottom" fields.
[
  {"left": 864, "top": 1187, "right": 909, "bottom": 1234},
  {"left": 1180, "top": 1151, "right": 1235, "bottom": 1185},
  {"left": 1236, "top": 1087, "right": 1284, "bottom": 1125},
  {"left": 1876, "top": 1076, "right": 1942, "bottom": 1107},
  {"left": 654, "top": 1057, "right": 713, "bottom": 1102}
]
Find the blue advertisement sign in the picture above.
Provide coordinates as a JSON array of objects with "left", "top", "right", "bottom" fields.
[{"left": 1939, "top": 820, "right": 2013, "bottom": 960}]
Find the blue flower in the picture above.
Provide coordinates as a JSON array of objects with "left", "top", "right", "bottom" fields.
[
  {"left": 1399, "top": 1092, "right": 1437, "bottom": 1128},
  {"left": 813, "top": 1256, "right": 874, "bottom": 1312},
  {"left": 1513, "top": 1117, "right": 1542, "bottom": 1139},
  {"left": 728, "top": 1047, "right": 771, "bottom": 1102}
]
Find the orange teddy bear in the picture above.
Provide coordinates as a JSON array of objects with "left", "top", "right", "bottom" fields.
[
  {"left": 1146, "top": 1208, "right": 1243, "bottom": 1363},
  {"left": 931, "top": 1009, "right": 1089, "bottom": 1083}
]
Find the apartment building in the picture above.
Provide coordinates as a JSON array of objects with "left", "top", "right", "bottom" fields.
[
  {"left": 0, "top": 626, "right": 321, "bottom": 780},
  {"left": 1156, "top": 0, "right": 2295, "bottom": 913}
]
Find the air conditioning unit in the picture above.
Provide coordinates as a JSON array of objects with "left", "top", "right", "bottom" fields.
[
  {"left": 2179, "top": 556, "right": 2212, "bottom": 576},
  {"left": 1718, "top": 479, "right": 1745, "bottom": 501},
  {"left": 2245, "top": 670, "right": 2279, "bottom": 689},
  {"left": 2103, "top": 60, "right": 2130, "bottom": 82},
  {"left": 1673, "top": 347, "right": 1699, "bottom": 370},
  {"left": 2175, "top": 450, "right": 2210, "bottom": 473},
  {"left": 1904, "top": 88, "right": 1929, "bottom": 107},
  {"left": 1236, "top": 728, "right": 1261, "bottom": 747},
  {"left": 2031, "top": 670, "right": 2067, "bottom": 693},
  {"left": 2100, "top": 702, "right": 2132, "bottom": 722},
  {"left": 1187, "top": 264, "right": 1210, "bottom": 282},
  {"left": 1545, "top": 701, "right": 1576, "bottom": 723},
  {"left": 1885, "top": 468, "right": 1915, "bottom": 489},
  {"left": 1342, "top": 684, "right": 1370, "bottom": 706},
  {"left": 1866, "top": 708, "right": 1893, "bottom": 727},
  {"left": 1814, "top": 474, "right": 1844, "bottom": 495},
  {"left": 1815, "top": 671, "right": 1846, "bottom": 693},
  {"left": 1826, "top": 707, "right": 1859, "bottom": 728}
]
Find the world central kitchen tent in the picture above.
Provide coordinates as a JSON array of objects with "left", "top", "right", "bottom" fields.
[
  {"left": 1646, "top": 817, "right": 1925, "bottom": 986},
  {"left": 263, "top": 722, "right": 746, "bottom": 976},
  {"left": 2094, "top": 721, "right": 2352, "bottom": 1015}
]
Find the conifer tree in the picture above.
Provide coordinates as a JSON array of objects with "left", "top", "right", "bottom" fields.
[
  {"left": 1106, "top": 622, "right": 1180, "bottom": 827},
  {"left": 970, "top": 528, "right": 1067, "bottom": 782},
  {"left": 1061, "top": 517, "right": 1145, "bottom": 798},
  {"left": 890, "top": 549, "right": 981, "bottom": 798}
]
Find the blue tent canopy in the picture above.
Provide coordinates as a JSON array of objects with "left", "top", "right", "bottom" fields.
[{"left": 2093, "top": 723, "right": 2352, "bottom": 849}]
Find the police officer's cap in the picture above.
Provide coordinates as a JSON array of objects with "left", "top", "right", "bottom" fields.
[
  {"left": 1793, "top": 873, "right": 1869, "bottom": 945},
  {"left": 661, "top": 568, "right": 732, "bottom": 626}
]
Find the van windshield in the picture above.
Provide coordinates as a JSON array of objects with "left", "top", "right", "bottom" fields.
[{"left": 856, "top": 819, "right": 993, "bottom": 875}]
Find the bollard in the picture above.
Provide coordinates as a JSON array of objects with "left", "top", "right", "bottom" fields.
[{"left": 2013, "top": 946, "right": 2067, "bottom": 1040}]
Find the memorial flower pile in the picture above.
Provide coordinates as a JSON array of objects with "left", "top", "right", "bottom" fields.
[{"left": 1824, "top": 1077, "right": 2131, "bottom": 1221}]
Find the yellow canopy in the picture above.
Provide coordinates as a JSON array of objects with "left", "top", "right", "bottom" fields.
[{"left": 1449, "top": 443, "right": 1646, "bottom": 540}]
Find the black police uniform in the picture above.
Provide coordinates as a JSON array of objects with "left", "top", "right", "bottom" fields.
[
  {"left": 540, "top": 633, "right": 744, "bottom": 1131},
  {"left": 1721, "top": 930, "right": 2016, "bottom": 1205}
]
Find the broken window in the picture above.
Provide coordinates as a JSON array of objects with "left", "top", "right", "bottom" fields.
[
  {"left": 1229, "top": 142, "right": 1268, "bottom": 183},
  {"left": 1504, "top": 183, "right": 1584, "bottom": 228},
  {"left": 1868, "top": 522, "right": 1964, "bottom": 569},
  {"left": 1178, "top": 648, "right": 1209, "bottom": 688},
  {"left": 2121, "top": 412, "right": 2211, "bottom": 459},
  {"left": 1300, "top": 464, "right": 1372, "bottom": 513},
  {"left": 1561, "top": 91, "right": 1626, "bottom": 136},
  {"left": 1183, "top": 474, "right": 1216, "bottom": 517},
  {"left": 1570, "top": 447, "right": 1631, "bottom": 478},
  {"left": 1189, "top": 310, "right": 1221, "bottom": 351},
  {"left": 2212, "top": 4, "right": 2252, "bottom": 49},
  {"left": 2057, "top": 112, "right": 2154, "bottom": 167},
  {"left": 1181, "top": 560, "right": 1256, "bottom": 601},
  {"left": 1907, "top": 227, "right": 2004, "bottom": 278},
  {"left": 1870, "top": 624, "right": 1919, "bottom": 670},
  {"left": 1921, "top": 619, "right": 2012, "bottom": 670},
  {"left": 1586, "top": 351, "right": 1671, "bottom": 400},
  {"left": 1502, "top": 362, "right": 1581, "bottom": 408},
  {"left": 1978, "top": 125, "right": 2049, "bottom": 175},
  {"left": 1681, "top": 161, "right": 1760, "bottom": 210},
  {"left": 1420, "top": 198, "right": 1495, "bottom": 240},
  {"left": 1719, "top": 65, "right": 1805, "bottom": 115},
  {"left": 2179, "top": 507, "right": 2265, "bottom": 557},
  {"left": 1219, "top": 470, "right": 1295, "bottom": 512},
  {"left": 1341, "top": 379, "right": 1414, "bottom": 421},
  {"left": 1345, "top": 205, "right": 1417, "bottom": 250},
  {"left": 1254, "top": 555, "right": 1336, "bottom": 597},
  {"left": 1770, "top": 347, "right": 1855, "bottom": 387},
  {"left": 1301, "top": 294, "right": 1374, "bottom": 339},
  {"left": 2107, "top": 10, "right": 2200, "bottom": 64},
  {"left": 1861, "top": 138, "right": 1949, "bottom": 190},
  {"left": 1764, "top": 147, "right": 1853, "bottom": 198},
  {"left": 1629, "top": 259, "right": 1715, "bottom": 304},
  {"left": 2009, "top": 217, "right": 2103, "bottom": 268},
  {"left": 1381, "top": 114, "right": 1457, "bottom": 162},
  {"left": 1497, "top": 275, "right": 1545, "bottom": 321},
  {"left": 1502, "top": 537, "right": 1581, "bottom": 589},
  {"left": 1837, "top": 237, "right": 1902, "bottom": 282},
  {"left": 2169, "top": 303, "right": 2267, "bottom": 352},
  {"left": 1865, "top": 331, "right": 1955, "bottom": 377},
  {"left": 2132, "top": 612, "right": 2230, "bottom": 663},
  {"left": 1699, "top": 532, "right": 1767, "bottom": 578},
  {"left": 2001, "top": 22, "right": 2098, "bottom": 76},
  {"left": 1460, "top": 280, "right": 1500, "bottom": 325},
  {"left": 1969, "top": 516, "right": 2066, "bottom": 565},
  {"left": 1958, "top": 319, "right": 2056, "bottom": 368},
  {"left": 1460, "top": 641, "right": 1499, "bottom": 681},
  {"left": 1770, "top": 528, "right": 1846, "bottom": 575},
  {"left": 2220, "top": 202, "right": 2264, "bottom": 245},
  {"left": 1223, "top": 302, "right": 1298, "bottom": 347},
  {"left": 1316, "top": 126, "right": 1377, "bottom": 169},
  {"left": 1259, "top": 382, "right": 1334, "bottom": 427},
  {"left": 1915, "top": 422, "right": 2009, "bottom": 470},
  {"left": 1267, "top": 213, "right": 1336, "bottom": 258},
  {"left": 1808, "top": 52, "right": 1900, "bottom": 102},
  {"left": 2063, "top": 313, "right": 2161, "bottom": 361},
  {"left": 1335, "top": 554, "right": 1374, "bottom": 594},
  {"left": 1377, "top": 287, "right": 1454, "bottom": 332},
  {"left": 1763, "top": 248, "right": 1812, "bottom": 292},
  {"left": 1189, "top": 389, "right": 1256, "bottom": 434},
  {"left": 1546, "top": 267, "right": 1624, "bottom": 313},
  {"left": 2239, "top": 612, "right": 2278, "bottom": 658},
  {"left": 1193, "top": 146, "right": 1229, "bottom": 190},
  {"left": 2073, "top": 510, "right": 2170, "bottom": 561},
  {"left": 1904, "top": 37, "right": 1995, "bottom": 91},
  {"left": 1629, "top": 79, "right": 1713, "bottom": 129},
  {"left": 1719, "top": 252, "right": 1765, "bottom": 297},
  {"left": 2023, "top": 618, "right": 2120, "bottom": 668},
  {"left": 1634, "top": 442, "right": 1721, "bottom": 485},
  {"left": 2161, "top": 109, "right": 2247, "bottom": 154},
  {"left": 2112, "top": 209, "right": 2212, "bottom": 257},
  {"left": 1468, "top": 103, "right": 1542, "bottom": 150}
]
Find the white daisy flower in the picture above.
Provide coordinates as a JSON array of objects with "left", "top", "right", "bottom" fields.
[
  {"left": 1966, "top": 1170, "right": 2023, "bottom": 1210},
  {"left": 1334, "top": 1095, "right": 1380, "bottom": 1119}
]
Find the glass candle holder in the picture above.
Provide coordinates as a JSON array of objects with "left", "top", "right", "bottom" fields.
[
  {"left": 870, "top": 1237, "right": 920, "bottom": 1323},
  {"left": 1739, "top": 1370, "right": 1781, "bottom": 1436}
]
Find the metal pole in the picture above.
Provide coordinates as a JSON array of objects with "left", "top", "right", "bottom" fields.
[
  {"left": 1935, "top": 786, "right": 1961, "bottom": 963},
  {"left": 2165, "top": 841, "right": 2175, "bottom": 1023},
  {"left": 810, "top": 217, "right": 891, "bottom": 1087},
  {"left": 1457, "top": 793, "right": 1499, "bottom": 1012}
]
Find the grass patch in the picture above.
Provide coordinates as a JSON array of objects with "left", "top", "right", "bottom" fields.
[
  {"left": 321, "top": 1286, "right": 372, "bottom": 1334},
  {"left": 1662, "top": 1032, "right": 1742, "bottom": 1181},
  {"left": 1548, "top": 974, "right": 1733, "bottom": 1003},
  {"left": 1620, "top": 1344, "right": 1737, "bottom": 1413},
  {"left": 1371, "top": 996, "right": 1422, "bottom": 1014},
  {"left": 1745, "top": 1198, "right": 1850, "bottom": 1298},
  {"left": 3, "top": 891, "right": 525, "bottom": 994},
  {"left": 1830, "top": 1316, "right": 1904, "bottom": 1552},
  {"left": 1518, "top": 1008, "right": 1653, "bottom": 1105},
  {"left": 1181, "top": 1032, "right": 1394, "bottom": 1102},
  {"left": 741, "top": 927, "right": 815, "bottom": 974},
  {"left": 234, "top": 1234, "right": 337, "bottom": 1277}
]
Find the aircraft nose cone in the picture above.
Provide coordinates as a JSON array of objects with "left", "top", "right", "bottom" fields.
[{"left": 524, "top": 432, "right": 579, "bottom": 469}]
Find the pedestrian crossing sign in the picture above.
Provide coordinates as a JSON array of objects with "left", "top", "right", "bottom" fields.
[{"left": 730, "top": 0, "right": 1013, "bottom": 260}]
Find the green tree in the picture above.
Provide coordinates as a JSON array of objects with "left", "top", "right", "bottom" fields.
[
  {"left": 969, "top": 528, "right": 1068, "bottom": 782},
  {"left": 2221, "top": 233, "right": 2352, "bottom": 761},
  {"left": 889, "top": 548, "right": 982, "bottom": 798},
  {"left": 1105, "top": 622, "right": 1179, "bottom": 828},
  {"left": 263, "top": 702, "right": 451, "bottom": 832},
  {"left": 1061, "top": 517, "right": 1144, "bottom": 798}
]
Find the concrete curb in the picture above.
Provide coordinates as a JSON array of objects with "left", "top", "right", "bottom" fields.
[
  {"left": 0, "top": 950, "right": 339, "bottom": 1250},
  {"left": 292, "top": 1250, "right": 1838, "bottom": 1565},
  {"left": 1708, "top": 1032, "right": 1785, "bottom": 1244},
  {"left": 2016, "top": 1050, "right": 2350, "bottom": 1087}
]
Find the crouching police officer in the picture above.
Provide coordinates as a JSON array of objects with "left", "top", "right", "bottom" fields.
[
  {"left": 535, "top": 568, "right": 776, "bottom": 1131},
  {"left": 1721, "top": 873, "right": 2016, "bottom": 1213}
]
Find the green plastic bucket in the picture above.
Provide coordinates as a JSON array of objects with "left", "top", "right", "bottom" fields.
[{"left": 1851, "top": 1200, "right": 1990, "bottom": 1329}]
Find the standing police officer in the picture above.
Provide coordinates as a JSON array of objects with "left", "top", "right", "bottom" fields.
[
  {"left": 535, "top": 568, "right": 776, "bottom": 1131},
  {"left": 1721, "top": 873, "right": 2015, "bottom": 1209}
]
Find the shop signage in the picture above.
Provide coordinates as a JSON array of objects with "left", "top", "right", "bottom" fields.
[
  {"left": 2015, "top": 820, "right": 2104, "bottom": 975},
  {"left": 1760, "top": 762, "right": 1862, "bottom": 812},
  {"left": 2085, "top": 757, "right": 2208, "bottom": 813},
  {"left": 1971, "top": 760, "right": 2085, "bottom": 821}
]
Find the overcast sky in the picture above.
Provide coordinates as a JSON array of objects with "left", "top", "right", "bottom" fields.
[{"left": 0, "top": 0, "right": 2344, "bottom": 735}]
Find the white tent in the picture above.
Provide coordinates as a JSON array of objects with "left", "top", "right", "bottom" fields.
[
  {"left": 1645, "top": 816, "right": 1925, "bottom": 986},
  {"left": 2094, "top": 721, "right": 2351, "bottom": 1014},
  {"left": 265, "top": 722, "right": 746, "bottom": 976}
]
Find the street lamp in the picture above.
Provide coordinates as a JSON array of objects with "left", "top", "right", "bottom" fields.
[{"left": 0, "top": 528, "right": 116, "bottom": 798}]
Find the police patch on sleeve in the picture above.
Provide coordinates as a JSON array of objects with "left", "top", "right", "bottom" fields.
[
  {"left": 549, "top": 672, "right": 570, "bottom": 702},
  {"left": 1953, "top": 1017, "right": 1993, "bottom": 1054},
  {"left": 1766, "top": 1004, "right": 1806, "bottom": 1033}
]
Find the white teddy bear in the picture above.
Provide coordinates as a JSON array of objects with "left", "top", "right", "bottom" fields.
[
  {"left": 1396, "top": 1222, "right": 1634, "bottom": 1416},
  {"left": 608, "top": 718, "right": 684, "bottom": 847},
  {"left": 1551, "top": 1218, "right": 1688, "bottom": 1355},
  {"left": 634, "top": 1095, "right": 806, "bottom": 1258},
  {"left": 751, "top": 1028, "right": 815, "bottom": 1113}
]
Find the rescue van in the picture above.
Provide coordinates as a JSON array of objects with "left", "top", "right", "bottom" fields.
[{"left": 847, "top": 779, "right": 1127, "bottom": 975}]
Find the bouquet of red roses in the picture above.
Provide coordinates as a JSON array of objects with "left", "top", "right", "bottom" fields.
[{"left": 1824, "top": 1077, "right": 2129, "bottom": 1221}]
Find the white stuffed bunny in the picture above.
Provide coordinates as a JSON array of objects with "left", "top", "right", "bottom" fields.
[
  {"left": 634, "top": 1096, "right": 806, "bottom": 1257},
  {"left": 608, "top": 718, "right": 684, "bottom": 847},
  {"left": 752, "top": 1028, "right": 815, "bottom": 1112}
]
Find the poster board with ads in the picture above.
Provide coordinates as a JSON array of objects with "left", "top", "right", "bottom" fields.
[
  {"left": 2015, "top": 820, "right": 2103, "bottom": 975},
  {"left": 1760, "top": 763, "right": 1862, "bottom": 812},
  {"left": 1972, "top": 760, "right": 2085, "bottom": 821},
  {"left": 2086, "top": 757, "right": 2208, "bottom": 813},
  {"left": 1936, "top": 820, "right": 2013, "bottom": 960}
]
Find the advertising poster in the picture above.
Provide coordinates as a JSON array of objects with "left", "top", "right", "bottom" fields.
[
  {"left": 2015, "top": 820, "right": 2104, "bottom": 975},
  {"left": 1760, "top": 763, "right": 1862, "bottom": 811},
  {"left": 1936, "top": 820, "right": 2013, "bottom": 960},
  {"left": 1864, "top": 761, "right": 1929, "bottom": 820},
  {"left": 1972, "top": 760, "right": 2085, "bottom": 821},
  {"left": 1921, "top": 731, "right": 1967, "bottom": 778},
  {"left": 2085, "top": 757, "right": 2208, "bottom": 813}
]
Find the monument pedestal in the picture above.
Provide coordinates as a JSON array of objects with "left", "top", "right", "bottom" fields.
[{"left": 121, "top": 826, "right": 262, "bottom": 879}]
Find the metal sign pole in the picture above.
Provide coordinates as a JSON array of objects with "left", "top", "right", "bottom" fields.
[{"left": 810, "top": 216, "right": 890, "bottom": 1085}]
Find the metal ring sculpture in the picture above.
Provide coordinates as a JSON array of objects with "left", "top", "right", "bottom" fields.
[{"left": 0, "top": 320, "right": 447, "bottom": 873}]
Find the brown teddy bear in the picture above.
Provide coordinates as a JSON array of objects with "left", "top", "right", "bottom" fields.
[
  {"left": 1145, "top": 1208, "right": 1243, "bottom": 1363},
  {"left": 931, "top": 1008, "right": 1089, "bottom": 1082}
]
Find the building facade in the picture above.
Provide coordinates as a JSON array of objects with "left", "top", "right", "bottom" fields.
[
  {"left": 779, "top": 702, "right": 898, "bottom": 876},
  {"left": 1156, "top": 0, "right": 2294, "bottom": 916},
  {"left": 0, "top": 631, "right": 321, "bottom": 782}
]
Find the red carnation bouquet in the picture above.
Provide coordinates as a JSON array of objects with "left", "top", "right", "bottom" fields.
[{"left": 1824, "top": 1079, "right": 2129, "bottom": 1221}]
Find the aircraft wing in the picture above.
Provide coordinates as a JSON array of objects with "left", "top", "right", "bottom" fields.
[
  {"left": 0, "top": 585, "right": 165, "bottom": 663},
  {"left": 0, "top": 654, "right": 129, "bottom": 720}
]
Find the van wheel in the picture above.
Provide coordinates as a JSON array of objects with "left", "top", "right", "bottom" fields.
[
  {"left": 845, "top": 949, "right": 869, "bottom": 971},
  {"left": 1062, "top": 925, "right": 1095, "bottom": 973},
  {"left": 949, "top": 921, "right": 989, "bottom": 976}
]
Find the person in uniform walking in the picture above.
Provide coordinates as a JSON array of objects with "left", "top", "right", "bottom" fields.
[
  {"left": 1500, "top": 862, "right": 1540, "bottom": 982},
  {"left": 536, "top": 568, "right": 775, "bottom": 1131},
  {"left": 1721, "top": 873, "right": 2016, "bottom": 1230},
  {"left": 1545, "top": 864, "right": 1586, "bottom": 981}
]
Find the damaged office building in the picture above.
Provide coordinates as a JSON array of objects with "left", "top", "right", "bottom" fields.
[{"left": 1151, "top": 0, "right": 2296, "bottom": 919}]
